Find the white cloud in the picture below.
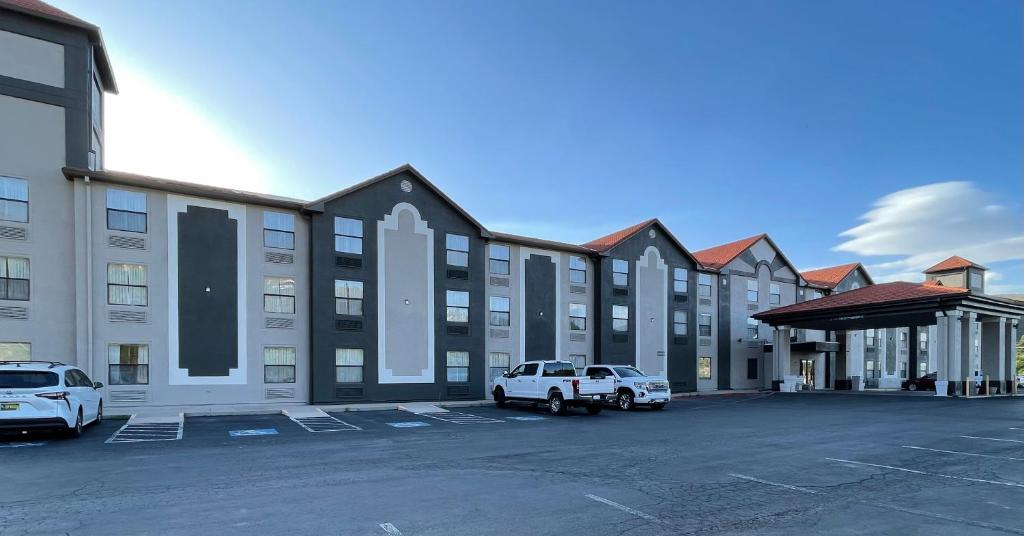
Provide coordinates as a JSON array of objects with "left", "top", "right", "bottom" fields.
[
  {"left": 104, "top": 64, "right": 274, "bottom": 193},
  {"left": 834, "top": 181, "right": 1024, "bottom": 289}
]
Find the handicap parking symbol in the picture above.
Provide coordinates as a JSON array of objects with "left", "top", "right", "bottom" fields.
[
  {"left": 386, "top": 421, "right": 431, "bottom": 428},
  {"left": 229, "top": 428, "right": 278, "bottom": 437}
]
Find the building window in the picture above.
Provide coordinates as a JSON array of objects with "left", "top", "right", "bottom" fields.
[
  {"left": 0, "top": 176, "right": 28, "bottom": 223},
  {"left": 747, "top": 318, "right": 759, "bottom": 339},
  {"left": 489, "top": 244, "right": 510, "bottom": 275},
  {"left": 446, "top": 234, "right": 469, "bottom": 267},
  {"left": 747, "top": 358, "right": 758, "bottom": 380},
  {"left": 568, "top": 354, "right": 587, "bottom": 374},
  {"left": 108, "top": 344, "right": 148, "bottom": 385},
  {"left": 970, "top": 272, "right": 982, "bottom": 289},
  {"left": 335, "top": 348, "right": 364, "bottom": 383},
  {"left": 0, "top": 342, "right": 30, "bottom": 361},
  {"left": 612, "top": 305, "right": 629, "bottom": 332},
  {"left": 769, "top": 283, "right": 780, "bottom": 305},
  {"left": 264, "top": 276, "right": 296, "bottom": 314},
  {"left": 489, "top": 296, "right": 510, "bottom": 326},
  {"left": 699, "top": 313, "right": 712, "bottom": 337},
  {"left": 612, "top": 259, "right": 628, "bottom": 286},
  {"left": 263, "top": 211, "right": 295, "bottom": 250},
  {"left": 106, "top": 189, "right": 147, "bottom": 233},
  {"left": 447, "top": 290, "right": 469, "bottom": 323},
  {"left": 866, "top": 329, "right": 876, "bottom": 346},
  {"left": 334, "top": 280, "right": 363, "bottom": 315},
  {"left": 698, "top": 357, "right": 712, "bottom": 379},
  {"left": 698, "top": 273, "right": 712, "bottom": 297},
  {"left": 918, "top": 360, "right": 928, "bottom": 377},
  {"left": 673, "top": 268, "right": 688, "bottom": 294},
  {"left": 900, "top": 331, "right": 908, "bottom": 350},
  {"left": 0, "top": 256, "right": 29, "bottom": 301},
  {"left": 446, "top": 351, "right": 469, "bottom": 382},
  {"left": 107, "top": 263, "right": 146, "bottom": 306},
  {"left": 334, "top": 217, "right": 363, "bottom": 255},
  {"left": 569, "top": 256, "right": 587, "bottom": 284},
  {"left": 900, "top": 361, "right": 908, "bottom": 379},
  {"left": 919, "top": 331, "right": 928, "bottom": 351},
  {"left": 673, "top": 310, "right": 687, "bottom": 336},
  {"left": 569, "top": 303, "right": 586, "bottom": 331},
  {"left": 811, "top": 290, "right": 823, "bottom": 300},
  {"left": 263, "top": 346, "right": 295, "bottom": 383},
  {"left": 488, "top": 352, "right": 510, "bottom": 383},
  {"left": 747, "top": 279, "right": 758, "bottom": 303}
]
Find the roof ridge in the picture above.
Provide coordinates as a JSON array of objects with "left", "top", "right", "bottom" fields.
[{"left": 580, "top": 218, "right": 658, "bottom": 252}]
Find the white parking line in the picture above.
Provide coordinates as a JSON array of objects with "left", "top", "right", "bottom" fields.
[
  {"left": 729, "top": 473, "right": 818, "bottom": 494},
  {"left": 290, "top": 415, "right": 361, "bottom": 433},
  {"left": 379, "top": 522, "right": 402, "bottom": 535},
  {"left": 420, "top": 411, "right": 503, "bottom": 425},
  {"left": 106, "top": 419, "right": 183, "bottom": 444},
  {"left": 960, "top": 435, "right": 1024, "bottom": 444},
  {"left": 585, "top": 494, "right": 663, "bottom": 524},
  {"left": 902, "top": 445, "right": 1024, "bottom": 461},
  {"left": 827, "top": 458, "right": 1024, "bottom": 488}
]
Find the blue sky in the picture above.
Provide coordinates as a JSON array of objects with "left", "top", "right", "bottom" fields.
[{"left": 57, "top": 0, "right": 1023, "bottom": 292}]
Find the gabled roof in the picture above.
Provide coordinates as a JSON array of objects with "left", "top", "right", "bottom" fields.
[
  {"left": 754, "top": 281, "right": 969, "bottom": 320},
  {"left": 691, "top": 234, "right": 765, "bottom": 270},
  {"left": 491, "top": 231, "right": 595, "bottom": 255},
  {"left": 580, "top": 218, "right": 701, "bottom": 266},
  {"left": 303, "top": 164, "right": 491, "bottom": 237},
  {"left": 0, "top": 0, "right": 118, "bottom": 93},
  {"left": 581, "top": 219, "right": 657, "bottom": 252},
  {"left": 801, "top": 262, "right": 873, "bottom": 290},
  {"left": 924, "top": 255, "right": 987, "bottom": 274}
]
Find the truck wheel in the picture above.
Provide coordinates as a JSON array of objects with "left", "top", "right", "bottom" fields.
[
  {"left": 617, "top": 391, "right": 635, "bottom": 411},
  {"left": 493, "top": 387, "right": 507, "bottom": 407},
  {"left": 548, "top": 392, "right": 567, "bottom": 416},
  {"left": 585, "top": 403, "right": 603, "bottom": 415},
  {"left": 649, "top": 403, "right": 666, "bottom": 411}
]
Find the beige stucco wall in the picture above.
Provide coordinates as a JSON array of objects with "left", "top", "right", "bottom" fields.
[{"left": 0, "top": 29, "right": 64, "bottom": 87}]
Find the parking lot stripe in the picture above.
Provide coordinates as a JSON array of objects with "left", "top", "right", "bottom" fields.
[
  {"left": 729, "top": 473, "right": 818, "bottom": 494},
  {"left": 902, "top": 445, "right": 1024, "bottom": 461},
  {"left": 863, "top": 501, "right": 1024, "bottom": 535},
  {"left": 827, "top": 458, "right": 1024, "bottom": 488},
  {"left": 290, "top": 415, "right": 361, "bottom": 433},
  {"left": 379, "top": 522, "right": 403, "bottom": 535},
  {"left": 960, "top": 435, "right": 1024, "bottom": 444},
  {"left": 585, "top": 494, "right": 664, "bottom": 524},
  {"left": 420, "top": 411, "right": 503, "bottom": 425}
]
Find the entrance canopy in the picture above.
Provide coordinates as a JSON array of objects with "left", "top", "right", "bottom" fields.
[{"left": 753, "top": 281, "right": 1024, "bottom": 331}]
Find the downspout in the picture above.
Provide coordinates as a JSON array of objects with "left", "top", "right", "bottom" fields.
[{"left": 85, "top": 176, "right": 94, "bottom": 378}]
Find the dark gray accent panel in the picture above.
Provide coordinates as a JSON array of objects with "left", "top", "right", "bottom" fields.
[
  {"left": 717, "top": 271, "right": 732, "bottom": 389},
  {"left": 770, "top": 256, "right": 787, "bottom": 274},
  {"left": 738, "top": 250, "right": 758, "bottom": 269},
  {"left": 177, "top": 206, "right": 238, "bottom": 377},
  {"left": 524, "top": 254, "right": 556, "bottom": 359}
]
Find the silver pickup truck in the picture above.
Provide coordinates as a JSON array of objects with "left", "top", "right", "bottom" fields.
[{"left": 492, "top": 360, "right": 615, "bottom": 415}]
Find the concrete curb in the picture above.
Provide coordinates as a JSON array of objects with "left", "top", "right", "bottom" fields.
[{"left": 107, "top": 399, "right": 497, "bottom": 419}]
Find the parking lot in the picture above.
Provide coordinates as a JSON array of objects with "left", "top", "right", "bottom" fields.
[{"left": 4, "top": 393, "right": 1024, "bottom": 535}]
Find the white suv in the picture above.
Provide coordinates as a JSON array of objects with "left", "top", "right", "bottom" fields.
[{"left": 0, "top": 361, "right": 104, "bottom": 437}]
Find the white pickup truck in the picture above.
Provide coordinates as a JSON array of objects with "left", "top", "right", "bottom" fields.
[
  {"left": 583, "top": 365, "right": 670, "bottom": 411},
  {"left": 492, "top": 360, "right": 614, "bottom": 415}
]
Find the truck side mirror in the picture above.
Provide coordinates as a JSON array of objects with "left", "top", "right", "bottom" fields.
[{"left": 502, "top": 371, "right": 511, "bottom": 378}]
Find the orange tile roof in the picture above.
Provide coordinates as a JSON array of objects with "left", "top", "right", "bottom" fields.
[
  {"left": 754, "top": 281, "right": 969, "bottom": 320},
  {"left": 924, "top": 255, "right": 986, "bottom": 274},
  {"left": 801, "top": 263, "right": 862, "bottom": 289},
  {"left": 691, "top": 234, "right": 766, "bottom": 270},
  {"left": 0, "top": 0, "right": 92, "bottom": 27},
  {"left": 581, "top": 219, "right": 657, "bottom": 252}
]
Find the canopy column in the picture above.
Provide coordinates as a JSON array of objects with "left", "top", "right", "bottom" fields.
[
  {"left": 1007, "top": 320, "right": 1019, "bottom": 394},
  {"left": 847, "top": 330, "right": 864, "bottom": 391},
  {"left": 934, "top": 310, "right": 963, "bottom": 396},
  {"left": 981, "top": 318, "right": 1006, "bottom": 394},
  {"left": 772, "top": 325, "right": 792, "bottom": 391}
]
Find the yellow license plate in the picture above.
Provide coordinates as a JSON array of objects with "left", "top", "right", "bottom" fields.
[{"left": 0, "top": 403, "right": 19, "bottom": 411}]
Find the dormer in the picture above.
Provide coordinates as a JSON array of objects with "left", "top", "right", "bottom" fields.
[{"left": 923, "top": 255, "right": 986, "bottom": 293}]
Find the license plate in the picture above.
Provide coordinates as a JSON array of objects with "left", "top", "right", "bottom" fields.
[{"left": 0, "top": 403, "right": 19, "bottom": 411}]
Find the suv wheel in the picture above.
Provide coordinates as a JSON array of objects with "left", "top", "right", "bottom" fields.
[
  {"left": 548, "top": 392, "right": 566, "bottom": 416},
  {"left": 493, "top": 388, "right": 507, "bottom": 408},
  {"left": 908, "top": 383, "right": 918, "bottom": 391},
  {"left": 617, "top": 391, "right": 635, "bottom": 411},
  {"left": 69, "top": 410, "right": 83, "bottom": 438}
]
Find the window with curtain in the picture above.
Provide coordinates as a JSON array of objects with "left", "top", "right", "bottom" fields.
[
  {"left": 263, "top": 346, "right": 296, "bottom": 383},
  {"left": 447, "top": 290, "right": 469, "bottom": 323},
  {"left": 612, "top": 259, "right": 629, "bottom": 286},
  {"left": 334, "top": 217, "right": 363, "bottom": 254},
  {"left": 446, "top": 351, "right": 469, "bottom": 382},
  {"left": 106, "top": 189, "right": 147, "bottom": 233},
  {"left": 446, "top": 234, "right": 469, "bottom": 267},
  {"left": 489, "top": 296, "right": 509, "bottom": 326},
  {"left": 0, "top": 342, "right": 30, "bottom": 361},
  {"left": 569, "top": 303, "right": 586, "bottom": 331},
  {"left": 568, "top": 354, "right": 587, "bottom": 374},
  {"left": 612, "top": 305, "right": 628, "bottom": 332},
  {"left": 488, "top": 352, "right": 510, "bottom": 383},
  {"left": 489, "top": 244, "right": 510, "bottom": 275},
  {"left": 747, "top": 318, "right": 759, "bottom": 339},
  {"left": 107, "top": 263, "right": 147, "bottom": 306},
  {"left": 108, "top": 344, "right": 149, "bottom": 385},
  {"left": 263, "top": 276, "right": 296, "bottom": 314},
  {"left": 263, "top": 211, "right": 295, "bottom": 250},
  {"left": 673, "top": 310, "right": 687, "bottom": 336},
  {"left": 335, "top": 280, "right": 363, "bottom": 315},
  {"left": 698, "top": 357, "right": 712, "bottom": 379},
  {"left": 0, "top": 176, "right": 28, "bottom": 223},
  {"left": 335, "top": 348, "right": 364, "bottom": 383},
  {"left": 698, "top": 273, "right": 712, "bottom": 297},
  {"left": 699, "top": 313, "right": 712, "bottom": 336},
  {"left": 569, "top": 256, "right": 587, "bottom": 284},
  {"left": 0, "top": 256, "right": 29, "bottom": 301},
  {"left": 674, "top": 268, "right": 688, "bottom": 294}
]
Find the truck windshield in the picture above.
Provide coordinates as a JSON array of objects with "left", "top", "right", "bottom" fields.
[
  {"left": 614, "top": 367, "right": 645, "bottom": 378},
  {"left": 542, "top": 362, "right": 577, "bottom": 377},
  {"left": 0, "top": 371, "right": 59, "bottom": 389}
]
